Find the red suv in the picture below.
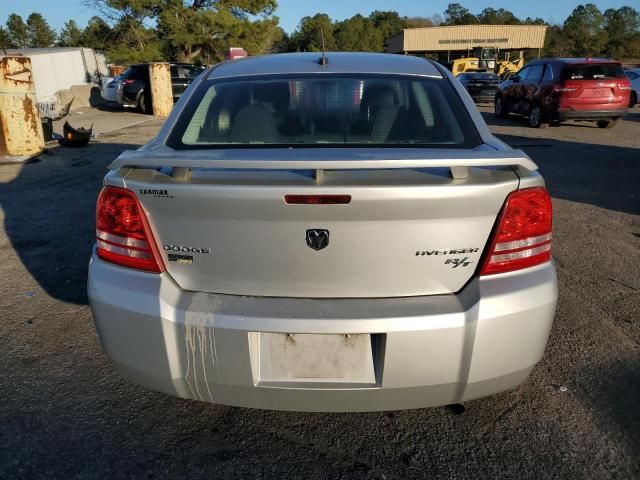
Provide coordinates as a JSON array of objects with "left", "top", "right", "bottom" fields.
[{"left": 495, "top": 58, "right": 631, "bottom": 128}]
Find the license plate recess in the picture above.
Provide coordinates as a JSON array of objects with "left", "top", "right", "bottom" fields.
[{"left": 256, "top": 333, "right": 378, "bottom": 386}]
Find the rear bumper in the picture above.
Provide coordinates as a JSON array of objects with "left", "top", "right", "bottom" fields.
[
  {"left": 470, "top": 95, "right": 496, "bottom": 104},
  {"left": 118, "top": 88, "right": 139, "bottom": 108},
  {"left": 558, "top": 108, "right": 627, "bottom": 121},
  {"left": 88, "top": 254, "right": 558, "bottom": 412},
  {"left": 101, "top": 88, "right": 118, "bottom": 103},
  {"left": 465, "top": 88, "right": 497, "bottom": 104}
]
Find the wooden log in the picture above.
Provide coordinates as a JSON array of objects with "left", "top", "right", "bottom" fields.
[
  {"left": 148, "top": 63, "right": 173, "bottom": 117},
  {"left": 0, "top": 56, "right": 44, "bottom": 157}
]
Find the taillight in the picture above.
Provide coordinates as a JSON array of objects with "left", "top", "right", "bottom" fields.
[
  {"left": 617, "top": 80, "right": 631, "bottom": 90},
  {"left": 121, "top": 79, "right": 134, "bottom": 85},
  {"left": 480, "top": 187, "right": 552, "bottom": 276},
  {"left": 95, "top": 186, "right": 164, "bottom": 273}
]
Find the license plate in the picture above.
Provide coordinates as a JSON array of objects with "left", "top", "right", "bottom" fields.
[
  {"left": 258, "top": 333, "right": 375, "bottom": 384},
  {"left": 587, "top": 88, "right": 608, "bottom": 96}
]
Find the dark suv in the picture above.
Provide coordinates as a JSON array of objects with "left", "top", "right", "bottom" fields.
[
  {"left": 457, "top": 72, "right": 500, "bottom": 104},
  {"left": 495, "top": 58, "right": 631, "bottom": 128},
  {"left": 117, "top": 63, "right": 206, "bottom": 113}
]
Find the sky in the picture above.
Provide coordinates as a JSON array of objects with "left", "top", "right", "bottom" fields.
[{"left": 0, "top": 0, "right": 635, "bottom": 33}]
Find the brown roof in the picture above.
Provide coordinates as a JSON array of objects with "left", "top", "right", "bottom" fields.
[{"left": 387, "top": 25, "right": 547, "bottom": 53}]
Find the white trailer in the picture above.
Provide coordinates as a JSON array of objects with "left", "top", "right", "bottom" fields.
[{"left": 2, "top": 47, "right": 109, "bottom": 116}]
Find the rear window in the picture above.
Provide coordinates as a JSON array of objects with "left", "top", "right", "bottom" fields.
[
  {"left": 167, "top": 75, "right": 480, "bottom": 149},
  {"left": 121, "top": 67, "right": 135, "bottom": 79},
  {"left": 121, "top": 66, "right": 146, "bottom": 80},
  {"left": 467, "top": 73, "right": 499, "bottom": 81},
  {"left": 562, "top": 63, "right": 625, "bottom": 80},
  {"left": 172, "top": 65, "right": 205, "bottom": 78},
  {"left": 181, "top": 65, "right": 206, "bottom": 78}
]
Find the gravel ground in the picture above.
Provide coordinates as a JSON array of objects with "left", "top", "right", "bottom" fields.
[{"left": 0, "top": 107, "right": 638, "bottom": 479}]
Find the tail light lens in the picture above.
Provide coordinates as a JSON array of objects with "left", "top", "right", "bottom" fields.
[
  {"left": 121, "top": 79, "right": 135, "bottom": 85},
  {"left": 617, "top": 80, "right": 631, "bottom": 90},
  {"left": 480, "top": 187, "right": 552, "bottom": 276},
  {"left": 95, "top": 186, "right": 164, "bottom": 273}
]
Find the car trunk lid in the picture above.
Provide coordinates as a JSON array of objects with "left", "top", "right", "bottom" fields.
[{"left": 112, "top": 148, "right": 532, "bottom": 298}]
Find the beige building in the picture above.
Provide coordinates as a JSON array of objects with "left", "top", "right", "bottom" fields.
[{"left": 387, "top": 24, "right": 547, "bottom": 56}]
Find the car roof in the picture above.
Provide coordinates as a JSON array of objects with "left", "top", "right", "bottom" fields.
[
  {"left": 129, "top": 62, "right": 198, "bottom": 67},
  {"left": 529, "top": 58, "right": 621, "bottom": 65},
  {"left": 207, "top": 52, "right": 443, "bottom": 80},
  {"left": 461, "top": 72, "right": 498, "bottom": 76}
]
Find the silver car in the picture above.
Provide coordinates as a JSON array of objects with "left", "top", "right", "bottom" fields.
[
  {"left": 88, "top": 52, "right": 558, "bottom": 412},
  {"left": 101, "top": 76, "right": 121, "bottom": 103}
]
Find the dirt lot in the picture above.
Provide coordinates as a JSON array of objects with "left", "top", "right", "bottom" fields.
[{"left": 1, "top": 107, "right": 639, "bottom": 479}]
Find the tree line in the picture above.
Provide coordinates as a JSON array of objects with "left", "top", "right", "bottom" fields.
[{"left": 0, "top": 2, "right": 638, "bottom": 65}]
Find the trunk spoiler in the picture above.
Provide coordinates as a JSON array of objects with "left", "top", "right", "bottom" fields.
[{"left": 109, "top": 148, "right": 537, "bottom": 180}]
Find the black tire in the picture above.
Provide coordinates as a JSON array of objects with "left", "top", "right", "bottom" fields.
[
  {"left": 528, "top": 104, "right": 547, "bottom": 128},
  {"left": 597, "top": 119, "right": 618, "bottom": 129},
  {"left": 494, "top": 96, "right": 508, "bottom": 118},
  {"left": 630, "top": 91, "right": 637, "bottom": 108},
  {"left": 138, "top": 91, "right": 150, "bottom": 114}
]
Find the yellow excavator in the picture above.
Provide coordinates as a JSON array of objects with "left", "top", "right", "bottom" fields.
[
  {"left": 447, "top": 47, "right": 524, "bottom": 79},
  {"left": 496, "top": 52, "right": 524, "bottom": 78},
  {"left": 448, "top": 47, "right": 497, "bottom": 75}
]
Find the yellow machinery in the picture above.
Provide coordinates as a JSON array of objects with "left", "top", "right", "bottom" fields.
[
  {"left": 448, "top": 48, "right": 525, "bottom": 79},
  {"left": 449, "top": 47, "right": 497, "bottom": 76},
  {"left": 450, "top": 57, "right": 485, "bottom": 75},
  {"left": 496, "top": 52, "right": 524, "bottom": 78}
]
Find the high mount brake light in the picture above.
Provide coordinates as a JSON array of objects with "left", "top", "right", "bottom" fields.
[
  {"left": 285, "top": 194, "right": 352, "bottom": 205},
  {"left": 95, "top": 186, "right": 164, "bottom": 273},
  {"left": 480, "top": 187, "right": 553, "bottom": 275},
  {"left": 553, "top": 83, "right": 578, "bottom": 93}
]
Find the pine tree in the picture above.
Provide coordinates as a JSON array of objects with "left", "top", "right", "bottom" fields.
[
  {"left": 564, "top": 4, "right": 608, "bottom": 56},
  {"left": 85, "top": 0, "right": 279, "bottom": 63},
  {"left": 0, "top": 27, "right": 13, "bottom": 49},
  {"left": 155, "top": 0, "right": 279, "bottom": 63},
  {"left": 81, "top": 16, "right": 112, "bottom": 50},
  {"left": 443, "top": 3, "right": 478, "bottom": 25},
  {"left": 59, "top": 20, "right": 83, "bottom": 47},
  {"left": 27, "top": 12, "right": 56, "bottom": 47},
  {"left": 6, "top": 14, "right": 29, "bottom": 48},
  {"left": 289, "top": 14, "right": 336, "bottom": 52},
  {"left": 477, "top": 8, "right": 520, "bottom": 25},
  {"left": 334, "top": 15, "right": 382, "bottom": 52},
  {"left": 604, "top": 7, "right": 640, "bottom": 58},
  {"left": 370, "top": 10, "right": 408, "bottom": 40}
]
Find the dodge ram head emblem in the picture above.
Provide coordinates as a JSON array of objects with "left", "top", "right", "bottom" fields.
[{"left": 306, "top": 229, "right": 329, "bottom": 251}]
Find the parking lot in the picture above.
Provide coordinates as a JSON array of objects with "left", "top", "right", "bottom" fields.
[{"left": 0, "top": 106, "right": 638, "bottom": 479}]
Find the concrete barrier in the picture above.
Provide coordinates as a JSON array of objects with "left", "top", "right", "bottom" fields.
[
  {"left": 0, "top": 56, "right": 44, "bottom": 157},
  {"left": 148, "top": 63, "right": 173, "bottom": 117},
  {"left": 54, "top": 84, "right": 106, "bottom": 112}
]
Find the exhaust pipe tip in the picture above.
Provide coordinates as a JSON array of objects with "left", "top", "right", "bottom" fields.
[{"left": 445, "top": 403, "right": 466, "bottom": 415}]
